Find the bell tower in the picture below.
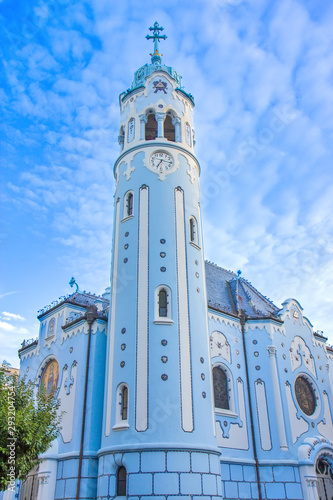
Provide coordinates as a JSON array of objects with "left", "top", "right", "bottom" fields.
[{"left": 98, "top": 23, "right": 222, "bottom": 499}]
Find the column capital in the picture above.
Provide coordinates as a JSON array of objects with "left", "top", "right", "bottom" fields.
[
  {"left": 139, "top": 113, "right": 148, "bottom": 123},
  {"left": 156, "top": 112, "right": 166, "bottom": 121},
  {"left": 172, "top": 116, "right": 181, "bottom": 125}
]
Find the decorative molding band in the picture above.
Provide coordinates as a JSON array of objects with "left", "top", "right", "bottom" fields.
[
  {"left": 208, "top": 311, "right": 240, "bottom": 330},
  {"left": 114, "top": 142, "right": 200, "bottom": 177}
]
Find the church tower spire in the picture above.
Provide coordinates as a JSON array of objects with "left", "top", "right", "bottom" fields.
[{"left": 98, "top": 24, "right": 223, "bottom": 498}]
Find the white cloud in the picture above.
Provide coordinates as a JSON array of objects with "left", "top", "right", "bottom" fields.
[{"left": 1, "top": 312, "right": 25, "bottom": 321}]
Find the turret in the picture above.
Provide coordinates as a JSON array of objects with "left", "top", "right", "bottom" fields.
[{"left": 98, "top": 23, "right": 222, "bottom": 499}]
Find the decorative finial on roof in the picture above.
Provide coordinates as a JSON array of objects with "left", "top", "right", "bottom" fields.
[
  {"left": 69, "top": 277, "right": 79, "bottom": 293},
  {"left": 146, "top": 21, "right": 167, "bottom": 65},
  {"left": 237, "top": 270, "right": 242, "bottom": 278}
]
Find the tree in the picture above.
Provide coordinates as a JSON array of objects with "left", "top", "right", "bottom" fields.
[{"left": 0, "top": 364, "right": 62, "bottom": 491}]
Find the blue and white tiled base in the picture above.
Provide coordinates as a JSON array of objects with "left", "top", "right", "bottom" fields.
[
  {"left": 220, "top": 463, "right": 303, "bottom": 500},
  {"left": 97, "top": 449, "right": 223, "bottom": 499}
]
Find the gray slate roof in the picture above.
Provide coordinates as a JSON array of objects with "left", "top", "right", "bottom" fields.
[{"left": 205, "top": 261, "right": 280, "bottom": 319}]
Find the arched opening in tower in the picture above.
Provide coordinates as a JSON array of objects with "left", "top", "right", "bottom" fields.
[
  {"left": 145, "top": 114, "right": 157, "bottom": 140},
  {"left": 164, "top": 115, "right": 175, "bottom": 141}
]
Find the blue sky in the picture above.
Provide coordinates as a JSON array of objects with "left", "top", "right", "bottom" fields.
[{"left": 1, "top": 0, "right": 333, "bottom": 367}]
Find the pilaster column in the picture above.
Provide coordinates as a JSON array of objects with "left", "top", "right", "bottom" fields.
[
  {"left": 139, "top": 114, "right": 148, "bottom": 140},
  {"left": 302, "top": 475, "right": 319, "bottom": 500},
  {"left": 156, "top": 112, "right": 166, "bottom": 138},
  {"left": 172, "top": 116, "right": 181, "bottom": 142},
  {"left": 267, "top": 345, "right": 288, "bottom": 450},
  {"left": 37, "top": 459, "right": 57, "bottom": 500}
]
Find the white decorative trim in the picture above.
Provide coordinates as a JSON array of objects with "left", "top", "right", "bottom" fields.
[
  {"left": 267, "top": 345, "right": 288, "bottom": 450},
  {"left": 105, "top": 198, "right": 121, "bottom": 436},
  {"left": 285, "top": 381, "right": 309, "bottom": 444},
  {"left": 135, "top": 186, "right": 149, "bottom": 432},
  {"left": 290, "top": 336, "right": 316, "bottom": 377},
  {"left": 208, "top": 311, "right": 240, "bottom": 330},
  {"left": 317, "top": 391, "right": 333, "bottom": 441},
  {"left": 60, "top": 324, "right": 85, "bottom": 344},
  {"left": 20, "top": 345, "right": 39, "bottom": 361},
  {"left": 244, "top": 320, "right": 286, "bottom": 338},
  {"left": 58, "top": 361, "right": 78, "bottom": 443},
  {"left": 175, "top": 187, "right": 193, "bottom": 432},
  {"left": 255, "top": 379, "right": 272, "bottom": 451}
]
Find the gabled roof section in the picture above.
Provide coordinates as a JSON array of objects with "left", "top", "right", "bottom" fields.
[
  {"left": 205, "top": 261, "right": 280, "bottom": 319},
  {"left": 37, "top": 291, "right": 109, "bottom": 320}
]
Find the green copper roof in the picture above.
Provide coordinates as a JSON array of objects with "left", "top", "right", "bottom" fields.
[{"left": 120, "top": 23, "right": 194, "bottom": 105}]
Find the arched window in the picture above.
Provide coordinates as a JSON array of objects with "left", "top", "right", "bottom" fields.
[
  {"left": 213, "top": 366, "right": 229, "bottom": 410},
  {"left": 164, "top": 115, "right": 175, "bottom": 141},
  {"left": 154, "top": 285, "right": 173, "bottom": 324},
  {"left": 189, "top": 216, "right": 199, "bottom": 247},
  {"left": 124, "top": 191, "right": 134, "bottom": 219},
  {"left": 117, "top": 466, "right": 127, "bottom": 496},
  {"left": 113, "top": 383, "right": 129, "bottom": 430},
  {"left": 145, "top": 114, "right": 157, "bottom": 140}
]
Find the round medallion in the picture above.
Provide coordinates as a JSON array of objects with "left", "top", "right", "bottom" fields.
[{"left": 295, "top": 376, "right": 316, "bottom": 416}]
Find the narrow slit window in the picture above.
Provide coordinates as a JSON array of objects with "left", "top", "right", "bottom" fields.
[
  {"left": 117, "top": 466, "right": 127, "bottom": 496},
  {"left": 213, "top": 366, "right": 229, "bottom": 410},
  {"left": 124, "top": 191, "right": 134, "bottom": 219},
  {"left": 121, "top": 386, "right": 128, "bottom": 421},
  {"left": 127, "top": 193, "right": 133, "bottom": 216},
  {"left": 159, "top": 289, "right": 167, "bottom": 317},
  {"left": 189, "top": 216, "right": 198, "bottom": 246}
]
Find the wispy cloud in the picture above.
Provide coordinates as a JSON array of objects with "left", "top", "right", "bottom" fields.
[{"left": 1, "top": 0, "right": 333, "bottom": 371}]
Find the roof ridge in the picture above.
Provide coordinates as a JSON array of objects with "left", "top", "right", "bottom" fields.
[
  {"left": 205, "top": 260, "right": 237, "bottom": 277},
  {"left": 240, "top": 277, "right": 278, "bottom": 310}
]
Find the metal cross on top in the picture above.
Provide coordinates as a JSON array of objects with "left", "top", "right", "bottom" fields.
[{"left": 146, "top": 21, "right": 167, "bottom": 64}]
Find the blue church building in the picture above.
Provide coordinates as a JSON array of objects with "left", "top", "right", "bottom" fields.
[{"left": 3, "top": 22, "right": 333, "bottom": 500}]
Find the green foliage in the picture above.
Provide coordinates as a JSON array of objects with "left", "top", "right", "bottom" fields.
[{"left": 0, "top": 365, "right": 62, "bottom": 490}]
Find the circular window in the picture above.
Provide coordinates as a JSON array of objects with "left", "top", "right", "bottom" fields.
[
  {"left": 294, "top": 376, "right": 316, "bottom": 416},
  {"left": 40, "top": 360, "right": 59, "bottom": 395}
]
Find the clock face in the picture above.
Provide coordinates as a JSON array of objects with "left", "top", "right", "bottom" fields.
[
  {"left": 149, "top": 151, "right": 174, "bottom": 173},
  {"left": 294, "top": 376, "right": 316, "bottom": 416}
]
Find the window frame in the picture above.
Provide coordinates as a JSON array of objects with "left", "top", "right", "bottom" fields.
[
  {"left": 122, "top": 190, "right": 134, "bottom": 221},
  {"left": 212, "top": 363, "right": 236, "bottom": 417},
  {"left": 113, "top": 383, "right": 130, "bottom": 431},
  {"left": 154, "top": 285, "right": 173, "bottom": 325},
  {"left": 189, "top": 216, "right": 200, "bottom": 249}
]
